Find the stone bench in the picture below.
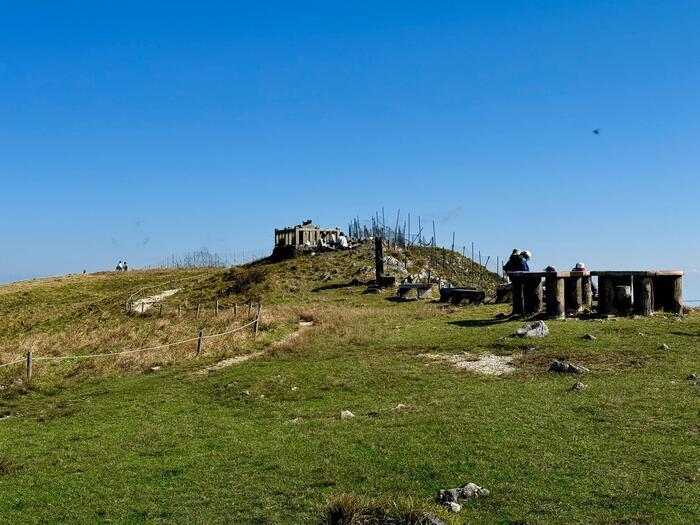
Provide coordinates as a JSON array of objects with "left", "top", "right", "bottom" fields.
[
  {"left": 507, "top": 270, "right": 683, "bottom": 317},
  {"left": 397, "top": 283, "right": 432, "bottom": 300},
  {"left": 439, "top": 287, "right": 486, "bottom": 304}
]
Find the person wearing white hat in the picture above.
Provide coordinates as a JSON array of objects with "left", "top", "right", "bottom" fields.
[
  {"left": 503, "top": 248, "right": 523, "bottom": 274},
  {"left": 573, "top": 262, "right": 586, "bottom": 271}
]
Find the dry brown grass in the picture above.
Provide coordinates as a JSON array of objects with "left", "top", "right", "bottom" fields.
[{"left": 0, "top": 458, "right": 14, "bottom": 477}]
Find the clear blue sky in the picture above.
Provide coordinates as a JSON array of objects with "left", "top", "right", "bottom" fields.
[{"left": 2, "top": 2, "right": 699, "bottom": 296}]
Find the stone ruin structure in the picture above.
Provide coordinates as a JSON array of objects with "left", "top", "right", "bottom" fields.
[{"left": 272, "top": 220, "right": 342, "bottom": 260}]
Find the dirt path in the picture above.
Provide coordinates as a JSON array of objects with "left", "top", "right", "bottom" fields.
[
  {"left": 132, "top": 289, "right": 180, "bottom": 314},
  {"left": 195, "top": 321, "right": 315, "bottom": 375}
]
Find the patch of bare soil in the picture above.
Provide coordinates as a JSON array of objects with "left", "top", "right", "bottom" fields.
[{"left": 420, "top": 352, "right": 516, "bottom": 376}]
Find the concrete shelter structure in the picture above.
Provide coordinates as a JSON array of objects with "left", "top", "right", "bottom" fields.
[{"left": 274, "top": 220, "right": 341, "bottom": 247}]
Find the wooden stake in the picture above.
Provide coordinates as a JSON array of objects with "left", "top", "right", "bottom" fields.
[
  {"left": 215, "top": 299, "right": 219, "bottom": 316},
  {"left": 254, "top": 304, "right": 262, "bottom": 337},
  {"left": 26, "top": 351, "right": 33, "bottom": 381},
  {"left": 234, "top": 303, "right": 238, "bottom": 317},
  {"left": 196, "top": 331, "right": 203, "bottom": 356},
  {"left": 159, "top": 303, "right": 163, "bottom": 316},
  {"left": 248, "top": 302, "right": 252, "bottom": 318},
  {"left": 196, "top": 304, "right": 200, "bottom": 319}
]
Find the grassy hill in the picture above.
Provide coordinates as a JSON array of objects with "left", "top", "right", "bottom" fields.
[{"left": 0, "top": 247, "right": 698, "bottom": 524}]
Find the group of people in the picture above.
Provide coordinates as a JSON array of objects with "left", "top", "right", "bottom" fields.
[
  {"left": 315, "top": 232, "right": 350, "bottom": 250},
  {"left": 115, "top": 260, "right": 129, "bottom": 271},
  {"left": 503, "top": 248, "right": 590, "bottom": 275},
  {"left": 503, "top": 249, "right": 532, "bottom": 273}
]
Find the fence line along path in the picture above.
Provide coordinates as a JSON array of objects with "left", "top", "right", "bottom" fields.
[{"left": 1, "top": 306, "right": 263, "bottom": 382}]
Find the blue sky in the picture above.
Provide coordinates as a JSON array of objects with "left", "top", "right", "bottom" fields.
[{"left": 2, "top": 2, "right": 699, "bottom": 296}]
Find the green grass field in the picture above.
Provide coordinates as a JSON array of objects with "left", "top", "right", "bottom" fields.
[{"left": 0, "top": 247, "right": 698, "bottom": 524}]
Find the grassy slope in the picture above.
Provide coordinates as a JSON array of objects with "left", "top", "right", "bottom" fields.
[{"left": 0, "top": 250, "right": 698, "bottom": 524}]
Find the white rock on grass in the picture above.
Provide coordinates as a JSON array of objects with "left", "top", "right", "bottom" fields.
[
  {"left": 340, "top": 410, "right": 355, "bottom": 420},
  {"left": 513, "top": 320, "right": 549, "bottom": 338},
  {"left": 446, "top": 502, "right": 461, "bottom": 513},
  {"left": 659, "top": 343, "right": 669, "bottom": 350},
  {"left": 570, "top": 382, "right": 587, "bottom": 392}
]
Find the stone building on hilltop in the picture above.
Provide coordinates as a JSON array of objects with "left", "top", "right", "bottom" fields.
[{"left": 274, "top": 220, "right": 341, "bottom": 247}]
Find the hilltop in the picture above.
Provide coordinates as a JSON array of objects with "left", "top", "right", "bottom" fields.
[{"left": 0, "top": 246, "right": 699, "bottom": 524}]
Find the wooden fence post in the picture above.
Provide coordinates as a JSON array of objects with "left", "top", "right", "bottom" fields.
[
  {"left": 26, "top": 351, "right": 33, "bottom": 381},
  {"left": 196, "top": 331, "right": 203, "bottom": 356},
  {"left": 141, "top": 302, "right": 144, "bottom": 315},
  {"left": 196, "top": 304, "right": 201, "bottom": 319},
  {"left": 234, "top": 303, "right": 237, "bottom": 318},
  {"left": 254, "top": 304, "right": 262, "bottom": 337},
  {"left": 159, "top": 304, "right": 163, "bottom": 316},
  {"left": 177, "top": 305, "right": 181, "bottom": 317},
  {"left": 248, "top": 303, "right": 252, "bottom": 318},
  {"left": 215, "top": 300, "right": 219, "bottom": 316}
]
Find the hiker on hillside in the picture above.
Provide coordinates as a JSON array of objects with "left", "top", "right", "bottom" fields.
[
  {"left": 338, "top": 233, "right": 349, "bottom": 249},
  {"left": 116, "top": 261, "right": 123, "bottom": 271},
  {"left": 122, "top": 261, "right": 128, "bottom": 271}
]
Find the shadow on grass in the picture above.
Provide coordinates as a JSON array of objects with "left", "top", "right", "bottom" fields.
[
  {"left": 312, "top": 280, "right": 369, "bottom": 292},
  {"left": 448, "top": 318, "right": 513, "bottom": 328}
]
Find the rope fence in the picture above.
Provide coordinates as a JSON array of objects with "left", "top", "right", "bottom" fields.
[{"left": 0, "top": 310, "right": 262, "bottom": 380}]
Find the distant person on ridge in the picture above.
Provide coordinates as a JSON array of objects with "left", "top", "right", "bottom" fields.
[
  {"left": 520, "top": 250, "right": 532, "bottom": 271},
  {"left": 123, "top": 261, "right": 128, "bottom": 271},
  {"left": 116, "top": 261, "right": 123, "bottom": 271}
]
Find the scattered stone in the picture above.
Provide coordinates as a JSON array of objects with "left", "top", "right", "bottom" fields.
[
  {"left": 259, "top": 394, "right": 265, "bottom": 398},
  {"left": 340, "top": 410, "right": 355, "bottom": 420},
  {"left": 240, "top": 390, "right": 250, "bottom": 397},
  {"left": 383, "top": 256, "right": 407, "bottom": 272},
  {"left": 446, "top": 502, "right": 461, "bottom": 513},
  {"left": 513, "top": 320, "right": 549, "bottom": 338},
  {"left": 581, "top": 333, "right": 597, "bottom": 340},
  {"left": 12, "top": 379, "right": 24, "bottom": 388},
  {"left": 549, "top": 360, "right": 589, "bottom": 374},
  {"left": 291, "top": 386, "right": 299, "bottom": 392},
  {"left": 659, "top": 344, "right": 669, "bottom": 350},
  {"left": 638, "top": 332, "right": 646, "bottom": 337},
  {"left": 286, "top": 417, "right": 300, "bottom": 425},
  {"left": 436, "top": 482, "right": 491, "bottom": 508},
  {"left": 363, "top": 286, "right": 381, "bottom": 294},
  {"left": 145, "top": 366, "right": 161, "bottom": 374},
  {"left": 393, "top": 403, "right": 407, "bottom": 410},
  {"left": 570, "top": 381, "right": 587, "bottom": 392},
  {"left": 523, "top": 346, "right": 536, "bottom": 354},
  {"left": 422, "top": 512, "right": 446, "bottom": 525},
  {"left": 421, "top": 352, "right": 516, "bottom": 376},
  {"left": 225, "top": 383, "right": 235, "bottom": 389},
  {"left": 686, "top": 374, "right": 698, "bottom": 381}
]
